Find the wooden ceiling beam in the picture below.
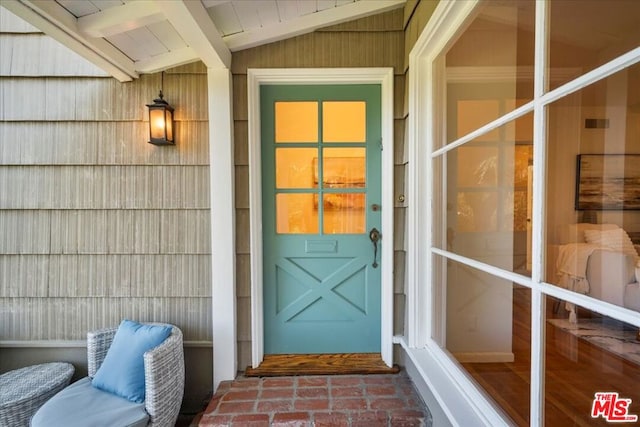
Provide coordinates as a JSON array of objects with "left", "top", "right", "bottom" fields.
[
  {"left": 135, "top": 47, "right": 199, "bottom": 74},
  {"left": 77, "top": 1, "right": 165, "bottom": 38},
  {"left": 153, "top": 0, "right": 231, "bottom": 69}
]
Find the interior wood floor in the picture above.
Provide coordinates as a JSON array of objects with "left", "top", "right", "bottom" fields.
[
  {"left": 245, "top": 353, "right": 400, "bottom": 377},
  {"left": 461, "top": 286, "right": 640, "bottom": 426}
]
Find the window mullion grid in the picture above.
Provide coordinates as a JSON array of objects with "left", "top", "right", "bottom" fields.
[
  {"left": 530, "top": 0, "right": 550, "bottom": 425},
  {"left": 432, "top": 248, "right": 533, "bottom": 289},
  {"left": 431, "top": 101, "right": 534, "bottom": 158},
  {"left": 539, "top": 47, "right": 640, "bottom": 109},
  {"left": 540, "top": 282, "right": 640, "bottom": 327}
]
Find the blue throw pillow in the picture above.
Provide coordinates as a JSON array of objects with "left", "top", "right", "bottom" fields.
[{"left": 91, "top": 320, "right": 172, "bottom": 403}]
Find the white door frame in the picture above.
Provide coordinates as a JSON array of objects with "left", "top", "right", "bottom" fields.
[{"left": 247, "top": 68, "right": 395, "bottom": 368}]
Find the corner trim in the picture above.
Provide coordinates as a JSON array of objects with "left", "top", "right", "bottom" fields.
[
  {"left": 208, "top": 68, "right": 237, "bottom": 391},
  {"left": 399, "top": 338, "right": 511, "bottom": 427}
]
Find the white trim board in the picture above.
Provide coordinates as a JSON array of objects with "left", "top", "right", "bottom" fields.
[
  {"left": 209, "top": 68, "right": 237, "bottom": 392},
  {"left": 400, "top": 339, "right": 511, "bottom": 427},
  {"left": 247, "top": 67, "right": 395, "bottom": 368}
]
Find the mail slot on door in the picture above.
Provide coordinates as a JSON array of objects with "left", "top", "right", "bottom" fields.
[{"left": 305, "top": 240, "right": 338, "bottom": 253}]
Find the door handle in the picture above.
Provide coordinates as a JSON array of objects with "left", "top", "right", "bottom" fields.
[{"left": 369, "top": 227, "right": 381, "bottom": 268}]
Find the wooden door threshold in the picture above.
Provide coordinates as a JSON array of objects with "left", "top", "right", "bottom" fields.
[{"left": 245, "top": 353, "right": 400, "bottom": 377}]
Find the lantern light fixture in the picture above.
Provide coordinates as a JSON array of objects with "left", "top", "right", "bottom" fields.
[{"left": 146, "top": 73, "right": 175, "bottom": 146}]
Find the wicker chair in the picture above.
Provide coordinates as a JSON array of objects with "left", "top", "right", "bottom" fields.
[
  {"left": 87, "top": 324, "right": 185, "bottom": 427},
  {"left": 31, "top": 323, "right": 184, "bottom": 427},
  {"left": 0, "top": 362, "right": 74, "bottom": 427}
]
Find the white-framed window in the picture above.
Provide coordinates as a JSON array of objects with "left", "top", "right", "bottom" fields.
[{"left": 408, "top": 1, "right": 640, "bottom": 425}]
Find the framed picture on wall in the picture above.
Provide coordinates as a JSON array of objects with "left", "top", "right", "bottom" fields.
[{"left": 575, "top": 154, "right": 640, "bottom": 210}]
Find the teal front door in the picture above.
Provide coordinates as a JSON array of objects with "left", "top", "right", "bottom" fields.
[{"left": 261, "top": 84, "right": 382, "bottom": 354}]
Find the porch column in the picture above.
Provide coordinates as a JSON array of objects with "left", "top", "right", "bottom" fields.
[{"left": 208, "top": 67, "right": 237, "bottom": 390}]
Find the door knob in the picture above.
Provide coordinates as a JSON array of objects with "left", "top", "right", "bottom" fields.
[{"left": 369, "top": 227, "right": 381, "bottom": 268}]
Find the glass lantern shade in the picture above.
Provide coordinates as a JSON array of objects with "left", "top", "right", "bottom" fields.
[{"left": 147, "top": 91, "right": 175, "bottom": 145}]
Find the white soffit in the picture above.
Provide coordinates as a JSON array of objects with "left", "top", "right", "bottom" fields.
[
  {"left": 223, "top": 0, "right": 405, "bottom": 52},
  {"left": 3, "top": 0, "right": 406, "bottom": 79}
]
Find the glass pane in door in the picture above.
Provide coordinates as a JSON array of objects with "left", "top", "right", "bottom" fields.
[
  {"left": 323, "top": 101, "right": 366, "bottom": 142},
  {"left": 321, "top": 148, "right": 367, "bottom": 234},
  {"left": 275, "top": 101, "right": 318, "bottom": 143},
  {"left": 276, "top": 193, "right": 318, "bottom": 234},
  {"left": 323, "top": 193, "right": 365, "bottom": 234},
  {"left": 321, "top": 148, "right": 366, "bottom": 188},
  {"left": 276, "top": 148, "right": 317, "bottom": 189}
]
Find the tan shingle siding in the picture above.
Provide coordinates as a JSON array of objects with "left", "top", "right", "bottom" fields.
[
  {"left": 1, "top": 297, "right": 212, "bottom": 341},
  {"left": 1, "top": 12, "right": 212, "bottom": 342},
  {"left": 0, "top": 166, "right": 209, "bottom": 209},
  {"left": 318, "top": 8, "right": 404, "bottom": 32},
  {"left": 232, "top": 31, "right": 404, "bottom": 75},
  {"left": 0, "top": 8, "right": 39, "bottom": 33},
  {"left": 0, "top": 35, "right": 108, "bottom": 77}
]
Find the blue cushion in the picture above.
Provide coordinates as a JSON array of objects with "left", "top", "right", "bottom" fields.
[
  {"left": 91, "top": 320, "right": 172, "bottom": 403},
  {"left": 31, "top": 377, "right": 149, "bottom": 427}
]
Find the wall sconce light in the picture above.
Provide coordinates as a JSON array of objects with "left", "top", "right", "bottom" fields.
[{"left": 146, "top": 74, "right": 175, "bottom": 145}]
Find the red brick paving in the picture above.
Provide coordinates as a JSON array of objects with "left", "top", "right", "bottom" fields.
[{"left": 198, "top": 372, "right": 430, "bottom": 426}]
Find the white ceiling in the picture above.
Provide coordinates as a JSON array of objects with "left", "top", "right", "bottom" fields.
[{"left": 4, "top": 0, "right": 405, "bottom": 81}]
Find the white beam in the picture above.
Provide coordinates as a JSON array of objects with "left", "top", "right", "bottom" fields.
[
  {"left": 224, "top": 0, "right": 405, "bottom": 51},
  {"left": 7, "top": 0, "right": 138, "bottom": 81},
  {"left": 134, "top": 47, "right": 198, "bottom": 74},
  {"left": 154, "top": 0, "right": 231, "bottom": 69},
  {"left": 208, "top": 68, "right": 237, "bottom": 390},
  {"left": 77, "top": 1, "right": 164, "bottom": 38}
]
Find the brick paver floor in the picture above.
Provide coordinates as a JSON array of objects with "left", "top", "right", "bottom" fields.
[{"left": 198, "top": 371, "right": 431, "bottom": 426}]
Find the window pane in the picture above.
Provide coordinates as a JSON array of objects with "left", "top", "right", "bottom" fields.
[
  {"left": 545, "top": 64, "right": 640, "bottom": 308},
  {"left": 322, "top": 101, "right": 366, "bottom": 142},
  {"left": 443, "top": 0, "right": 535, "bottom": 147},
  {"left": 545, "top": 299, "right": 640, "bottom": 425},
  {"left": 322, "top": 193, "right": 365, "bottom": 234},
  {"left": 275, "top": 101, "right": 318, "bottom": 143},
  {"left": 276, "top": 193, "right": 318, "bottom": 234},
  {"left": 548, "top": 0, "right": 640, "bottom": 91},
  {"left": 321, "top": 148, "right": 366, "bottom": 189},
  {"left": 438, "top": 255, "right": 532, "bottom": 426},
  {"left": 276, "top": 148, "right": 317, "bottom": 189},
  {"left": 439, "top": 114, "right": 534, "bottom": 276}
]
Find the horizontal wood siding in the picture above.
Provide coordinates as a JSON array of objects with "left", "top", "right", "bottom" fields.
[
  {"left": 1, "top": 74, "right": 207, "bottom": 121},
  {"left": 0, "top": 35, "right": 108, "bottom": 77},
  {"left": 0, "top": 7, "right": 38, "bottom": 33},
  {"left": 1, "top": 297, "right": 212, "bottom": 340},
  {"left": 0, "top": 167, "right": 209, "bottom": 208},
  {"left": 0, "top": 122, "right": 209, "bottom": 164},
  {"left": 232, "top": 31, "right": 405, "bottom": 75},
  {"left": 0, "top": 12, "right": 212, "bottom": 343},
  {"left": 231, "top": 8, "right": 405, "bottom": 369}
]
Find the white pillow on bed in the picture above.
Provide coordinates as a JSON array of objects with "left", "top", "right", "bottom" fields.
[{"left": 584, "top": 228, "right": 639, "bottom": 262}]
